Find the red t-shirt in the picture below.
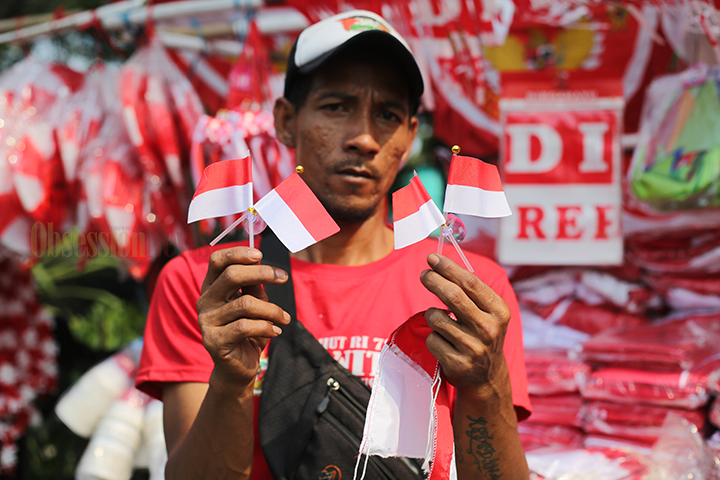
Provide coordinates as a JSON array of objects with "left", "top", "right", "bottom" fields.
[{"left": 136, "top": 237, "right": 531, "bottom": 479}]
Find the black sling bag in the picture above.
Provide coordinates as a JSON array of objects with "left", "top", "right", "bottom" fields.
[{"left": 258, "top": 230, "right": 425, "bottom": 480}]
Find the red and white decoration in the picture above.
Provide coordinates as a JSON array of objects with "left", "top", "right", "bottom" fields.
[
  {"left": 444, "top": 154, "right": 511, "bottom": 218},
  {"left": 187, "top": 157, "right": 253, "bottom": 224},
  {"left": 357, "top": 313, "right": 455, "bottom": 480},
  {"left": 392, "top": 174, "right": 445, "bottom": 249},
  {"left": 253, "top": 172, "right": 339, "bottom": 253},
  {"left": 0, "top": 250, "right": 57, "bottom": 472},
  {"left": 498, "top": 74, "right": 624, "bottom": 265}
]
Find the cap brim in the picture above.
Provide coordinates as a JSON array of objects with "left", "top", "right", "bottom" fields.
[{"left": 297, "top": 30, "right": 424, "bottom": 100}]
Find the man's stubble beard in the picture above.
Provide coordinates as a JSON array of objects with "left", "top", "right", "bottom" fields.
[{"left": 323, "top": 199, "right": 380, "bottom": 224}]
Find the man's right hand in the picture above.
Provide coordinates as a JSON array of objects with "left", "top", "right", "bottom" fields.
[{"left": 196, "top": 246, "right": 292, "bottom": 390}]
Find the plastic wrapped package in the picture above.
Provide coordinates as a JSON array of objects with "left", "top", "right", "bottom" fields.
[
  {"left": 529, "top": 300, "right": 650, "bottom": 336},
  {"left": 628, "top": 63, "right": 720, "bottom": 213},
  {"left": 648, "top": 412, "right": 720, "bottom": 480},
  {"left": 646, "top": 272, "right": 720, "bottom": 310},
  {"left": 575, "top": 271, "right": 663, "bottom": 315},
  {"left": 527, "top": 394, "right": 585, "bottom": 427},
  {"left": 709, "top": 397, "right": 720, "bottom": 429},
  {"left": 76, "top": 117, "right": 164, "bottom": 279},
  {"left": 526, "top": 447, "right": 649, "bottom": 480},
  {"left": 579, "top": 317, "right": 720, "bottom": 371},
  {"left": 580, "top": 366, "right": 715, "bottom": 410},
  {"left": 582, "top": 401, "right": 706, "bottom": 444},
  {"left": 583, "top": 435, "right": 654, "bottom": 457},
  {"left": 525, "top": 348, "right": 590, "bottom": 395},
  {"left": 0, "top": 56, "right": 84, "bottom": 245},
  {"left": 522, "top": 307, "right": 590, "bottom": 350},
  {"left": 626, "top": 225, "right": 720, "bottom": 273},
  {"left": 518, "top": 423, "right": 585, "bottom": 452}
]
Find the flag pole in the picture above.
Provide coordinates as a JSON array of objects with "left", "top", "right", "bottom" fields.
[
  {"left": 437, "top": 145, "right": 459, "bottom": 258},
  {"left": 247, "top": 208, "right": 257, "bottom": 249},
  {"left": 210, "top": 212, "right": 246, "bottom": 246}
]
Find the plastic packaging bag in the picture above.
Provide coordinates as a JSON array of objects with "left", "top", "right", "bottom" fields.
[
  {"left": 580, "top": 317, "right": 720, "bottom": 371},
  {"left": 525, "top": 348, "right": 590, "bottom": 395},
  {"left": 628, "top": 63, "right": 720, "bottom": 212},
  {"left": 647, "top": 412, "right": 720, "bottom": 480},
  {"left": 583, "top": 401, "right": 706, "bottom": 444},
  {"left": 527, "top": 394, "right": 585, "bottom": 427}
]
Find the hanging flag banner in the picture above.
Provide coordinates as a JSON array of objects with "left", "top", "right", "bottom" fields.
[{"left": 498, "top": 73, "right": 624, "bottom": 265}]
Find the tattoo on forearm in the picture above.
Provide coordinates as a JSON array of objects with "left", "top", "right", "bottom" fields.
[{"left": 465, "top": 416, "right": 502, "bottom": 480}]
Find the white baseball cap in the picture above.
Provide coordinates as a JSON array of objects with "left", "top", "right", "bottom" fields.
[{"left": 284, "top": 10, "right": 424, "bottom": 101}]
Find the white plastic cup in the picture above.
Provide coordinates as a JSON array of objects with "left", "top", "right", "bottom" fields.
[
  {"left": 144, "top": 399, "right": 167, "bottom": 480},
  {"left": 75, "top": 387, "right": 149, "bottom": 480},
  {"left": 56, "top": 348, "right": 138, "bottom": 438}
]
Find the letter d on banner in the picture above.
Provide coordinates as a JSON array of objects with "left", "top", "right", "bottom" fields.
[{"left": 497, "top": 72, "right": 624, "bottom": 266}]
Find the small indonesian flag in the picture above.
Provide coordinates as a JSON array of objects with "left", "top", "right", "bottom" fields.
[
  {"left": 358, "top": 313, "right": 456, "bottom": 480},
  {"left": 188, "top": 157, "right": 253, "bottom": 223},
  {"left": 254, "top": 172, "right": 340, "bottom": 253},
  {"left": 444, "top": 154, "right": 511, "bottom": 218},
  {"left": 392, "top": 174, "right": 446, "bottom": 250}
]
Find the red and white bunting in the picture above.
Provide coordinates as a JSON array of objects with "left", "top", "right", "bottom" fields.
[
  {"left": 253, "top": 172, "right": 339, "bottom": 253},
  {"left": 444, "top": 154, "right": 511, "bottom": 218},
  {"left": 187, "top": 157, "right": 253, "bottom": 223},
  {"left": 392, "top": 175, "right": 445, "bottom": 250},
  {"left": 357, "top": 313, "right": 456, "bottom": 480}
]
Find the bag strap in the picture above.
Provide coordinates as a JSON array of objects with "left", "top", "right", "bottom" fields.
[{"left": 259, "top": 229, "right": 297, "bottom": 323}]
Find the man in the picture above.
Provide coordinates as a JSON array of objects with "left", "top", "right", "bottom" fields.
[{"left": 137, "top": 10, "right": 531, "bottom": 480}]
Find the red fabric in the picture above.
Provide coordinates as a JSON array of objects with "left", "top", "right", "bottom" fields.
[
  {"left": 580, "top": 365, "right": 717, "bottom": 410},
  {"left": 136, "top": 236, "right": 530, "bottom": 480},
  {"left": 583, "top": 400, "right": 706, "bottom": 444},
  {"left": 580, "top": 319, "right": 720, "bottom": 371},
  {"left": 527, "top": 394, "right": 584, "bottom": 427},
  {"left": 518, "top": 422, "right": 584, "bottom": 451},
  {"left": 524, "top": 348, "right": 590, "bottom": 395}
]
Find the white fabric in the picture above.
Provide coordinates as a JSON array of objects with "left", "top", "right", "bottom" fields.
[
  {"left": 187, "top": 183, "right": 252, "bottom": 223},
  {"left": 444, "top": 184, "right": 512, "bottom": 218},
  {"left": 393, "top": 200, "right": 445, "bottom": 249},
  {"left": 360, "top": 344, "right": 435, "bottom": 458},
  {"left": 253, "top": 189, "right": 315, "bottom": 253}
]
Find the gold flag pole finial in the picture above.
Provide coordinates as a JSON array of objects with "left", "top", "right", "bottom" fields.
[
  {"left": 296, "top": 165, "right": 304, "bottom": 174},
  {"left": 451, "top": 145, "right": 460, "bottom": 154}
]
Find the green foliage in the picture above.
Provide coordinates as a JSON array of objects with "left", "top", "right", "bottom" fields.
[{"left": 67, "top": 295, "right": 145, "bottom": 351}]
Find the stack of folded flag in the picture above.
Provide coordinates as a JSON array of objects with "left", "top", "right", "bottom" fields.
[{"left": 578, "top": 313, "right": 720, "bottom": 447}]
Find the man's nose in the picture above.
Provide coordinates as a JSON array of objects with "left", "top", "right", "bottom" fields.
[{"left": 343, "top": 110, "right": 380, "bottom": 156}]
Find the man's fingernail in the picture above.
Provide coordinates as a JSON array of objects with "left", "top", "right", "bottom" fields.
[
  {"left": 273, "top": 326, "right": 283, "bottom": 335},
  {"left": 248, "top": 249, "right": 262, "bottom": 261},
  {"left": 428, "top": 254, "right": 440, "bottom": 266},
  {"left": 275, "top": 268, "right": 288, "bottom": 280},
  {"left": 283, "top": 311, "right": 291, "bottom": 322}
]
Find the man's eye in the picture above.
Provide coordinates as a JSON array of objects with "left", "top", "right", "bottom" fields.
[
  {"left": 380, "top": 110, "right": 401, "bottom": 122},
  {"left": 321, "top": 103, "right": 343, "bottom": 112}
]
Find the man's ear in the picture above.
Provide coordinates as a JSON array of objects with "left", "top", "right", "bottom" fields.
[
  {"left": 399, "top": 116, "right": 420, "bottom": 165},
  {"left": 273, "top": 97, "right": 297, "bottom": 148}
]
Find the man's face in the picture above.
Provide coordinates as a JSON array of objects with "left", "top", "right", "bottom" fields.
[{"left": 279, "top": 55, "right": 418, "bottom": 223}]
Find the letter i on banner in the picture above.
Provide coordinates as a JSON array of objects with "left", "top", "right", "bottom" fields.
[{"left": 497, "top": 72, "right": 624, "bottom": 265}]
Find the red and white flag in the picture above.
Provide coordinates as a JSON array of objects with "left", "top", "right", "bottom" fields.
[
  {"left": 357, "top": 313, "right": 456, "bottom": 480},
  {"left": 254, "top": 172, "right": 340, "bottom": 253},
  {"left": 188, "top": 157, "right": 253, "bottom": 223},
  {"left": 444, "top": 154, "right": 511, "bottom": 218},
  {"left": 392, "top": 174, "right": 446, "bottom": 249}
]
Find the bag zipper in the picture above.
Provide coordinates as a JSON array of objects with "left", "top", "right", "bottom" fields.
[{"left": 316, "top": 377, "right": 424, "bottom": 479}]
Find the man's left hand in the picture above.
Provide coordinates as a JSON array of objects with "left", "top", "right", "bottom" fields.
[{"left": 420, "top": 253, "right": 511, "bottom": 394}]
